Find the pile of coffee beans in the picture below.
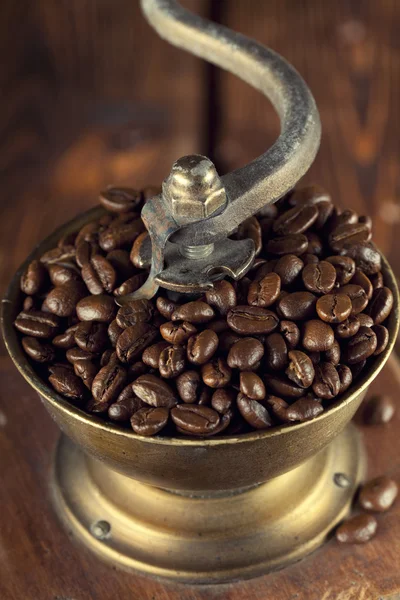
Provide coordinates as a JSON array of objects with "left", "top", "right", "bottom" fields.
[{"left": 14, "top": 183, "right": 395, "bottom": 437}]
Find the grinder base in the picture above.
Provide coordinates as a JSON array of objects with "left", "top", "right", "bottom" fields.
[{"left": 51, "top": 424, "right": 365, "bottom": 584}]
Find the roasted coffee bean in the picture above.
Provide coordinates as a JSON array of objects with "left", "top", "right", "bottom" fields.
[
  {"left": 99, "top": 219, "right": 144, "bottom": 252},
  {"left": 339, "top": 242, "right": 381, "bottom": 275},
  {"left": 266, "top": 233, "right": 308, "bottom": 256},
  {"left": 265, "top": 333, "right": 288, "bottom": 371},
  {"left": 198, "top": 386, "right": 212, "bottom": 406},
  {"left": 335, "top": 514, "right": 377, "bottom": 544},
  {"left": 237, "top": 216, "right": 262, "bottom": 255},
  {"left": 142, "top": 341, "right": 170, "bottom": 368},
  {"left": 99, "top": 186, "right": 142, "bottom": 213},
  {"left": 351, "top": 270, "right": 373, "bottom": 300},
  {"left": 316, "top": 293, "right": 352, "bottom": 323},
  {"left": 171, "top": 404, "right": 221, "bottom": 435},
  {"left": 227, "top": 305, "right": 279, "bottom": 335},
  {"left": 159, "top": 345, "right": 186, "bottom": 379},
  {"left": 288, "top": 184, "right": 331, "bottom": 207},
  {"left": 237, "top": 394, "right": 272, "bottom": 429},
  {"left": 131, "top": 407, "right": 169, "bottom": 435},
  {"left": 43, "top": 282, "right": 86, "bottom": 317},
  {"left": 66, "top": 347, "right": 97, "bottom": 363},
  {"left": 273, "top": 254, "right": 304, "bottom": 286},
  {"left": 90, "top": 356, "right": 127, "bottom": 409},
  {"left": 227, "top": 337, "right": 264, "bottom": 370},
  {"left": 108, "top": 319, "right": 123, "bottom": 347},
  {"left": 336, "top": 315, "right": 360, "bottom": 339},
  {"left": 247, "top": 272, "right": 281, "bottom": 307},
  {"left": 325, "top": 255, "right": 356, "bottom": 286},
  {"left": 253, "top": 260, "right": 276, "bottom": 281},
  {"left": 359, "top": 476, "right": 398, "bottom": 512},
  {"left": 20, "top": 260, "right": 47, "bottom": 295},
  {"left": 324, "top": 339, "right": 341, "bottom": 365},
  {"left": 264, "top": 374, "right": 304, "bottom": 399},
  {"left": 76, "top": 294, "right": 117, "bottom": 323},
  {"left": 302, "top": 253, "right": 319, "bottom": 265},
  {"left": 40, "top": 245, "right": 76, "bottom": 265},
  {"left": 156, "top": 296, "right": 179, "bottom": 320},
  {"left": 302, "top": 261, "right": 336, "bottom": 295},
  {"left": 312, "top": 362, "right": 340, "bottom": 400},
  {"left": 286, "top": 350, "right": 315, "bottom": 388},
  {"left": 205, "top": 280, "right": 237, "bottom": 315},
  {"left": 370, "top": 271, "right": 383, "bottom": 290},
  {"left": 116, "top": 299, "right": 154, "bottom": 329},
  {"left": 187, "top": 330, "right": 218, "bottom": 365},
  {"left": 171, "top": 301, "right": 215, "bottom": 324},
  {"left": 337, "top": 364, "right": 353, "bottom": 393},
  {"left": 74, "top": 360, "right": 98, "bottom": 390},
  {"left": 314, "top": 201, "right": 334, "bottom": 230},
  {"left": 302, "top": 320, "right": 335, "bottom": 352},
  {"left": 357, "top": 313, "right": 373, "bottom": 328},
  {"left": 305, "top": 232, "right": 323, "bottom": 255},
  {"left": 81, "top": 255, "right": 117, "bottom": 294},
  {"left": 277, "top": 291, "right": 316, "bottom": 321},
  {"left": 363, "top": 394, "right": 395, "bottom": 425},
  {"left": 75, "top": 240, "right": 100, "bottom": 268},
  {"left": 351, "top": 359, "right": 366, "bottom": 379},
  {"left": 329, "top": 223, "right": 370, "bottom": 252},
  {"left": 160, "top": 320, "right": 197, "bottom": 344},
  {"left": 113, "top": 273, "right": 147, "bottom": 297},
  {"left": 339, "top": 284, "right": 368, "bottom": 315},
  {"left": 14, "top": 310, "right": 60, "bottom": 338},
  {"left": 176, "top": 370, "right": 202, "bottom": 403},
  {"left": 286, "top": 397, "right": 323, "bottom": 422},
  {"left": 74, "top": 321, "right": 108, "bottom": 354},
  {"left": 75, "top": 222, "right": 99, "bottom": 246},
  {"left": 211, "top": 388, "right": 235, "bottom": 414},
  {"left": 279, "top": 320, "right": 300, "bottom": 348},
  {"left": 365, "top": 287, "right": 393, "bottom": 325},
  {"left": 22, "top": 296, "right": 36, "bottom": 311},
  {"left": 52, "top": 324, "right": 79, "bottom": 349},
  {"left": 108, "top": 388, "right": 143, "bottom": 422},
  {"left": 129, "top": 231, "right": 149, "bottom": 269},
  {"left": 132, "top": 374, "right": 177, "bottom": 408},
  {"left": 116, "top": 323, "right": 158, "bottom": 364},
  {"left": 107, "top": 249, "right": 136, "bottom": 281},
  {"left": 207, "top": 319, "right": 229, "bottom": 334},
  {"left": 22, "top": 336, "right": 56, "bottom": 363},
  {"left": 345, "top": 326, "right": 377, "bottom": 364},
  {"left": 219, "top": 331, "right": 241, "bottom": 354},
  {"left": 372, "top": 324, "right": 389, "bottom": 355},
  {"left": 264, "top": 395, "right": 290, "bottom": 422},
  {"left": 201, "top": 358, "right": 232, "bottom": 388},
  {"left": 101, "top": 348, "right": 114, "bottom": 367},
  {"left": 273, "top": 204, "right": 318, "bottom": 235},
  {"left": 48, "top": 263, "right": 81, "bottom": 286},
  {"left": 239, "top": 372, "right": 266, "bottom": 400},
  {"left": 49, "top": 365, "right": 86, "bottom": 401}
]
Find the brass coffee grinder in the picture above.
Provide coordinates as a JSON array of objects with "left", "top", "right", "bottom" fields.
[{"left": 2, "top": 0, "right": 399, "bottom": 585}]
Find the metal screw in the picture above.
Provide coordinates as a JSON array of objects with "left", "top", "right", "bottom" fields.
[
  {"left": 334, "top": 473, "right": 351, "bottom": 488},
  {"left": 90, "top": 520, "right": 111, "bottom": 540}
]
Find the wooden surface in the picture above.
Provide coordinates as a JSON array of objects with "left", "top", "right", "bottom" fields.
[{"left": 1, "top": 1, "right": 400, "bottom": 599}]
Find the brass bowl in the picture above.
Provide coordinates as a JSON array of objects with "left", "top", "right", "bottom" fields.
[{"left": 2, "top": 206, "right": 399, "bottom": 582}]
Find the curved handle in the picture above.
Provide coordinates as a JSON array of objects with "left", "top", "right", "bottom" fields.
[{"left": 140, "top": 0, "right": 321, "bottom": 246}]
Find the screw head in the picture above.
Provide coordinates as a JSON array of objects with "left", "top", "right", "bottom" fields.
[
  {"left": 90, "top": 520, "right": 111, "bottom": 540},
  {"left": 163, "top": 154, "right": 226, "bottom": 224},
  {"left": 334, "top": 473, "right": 351, "bottom": 488}
]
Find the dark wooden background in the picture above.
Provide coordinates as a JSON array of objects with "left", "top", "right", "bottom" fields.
[{"left": 1, "top": 1, "right": 400, "bottom": 599}]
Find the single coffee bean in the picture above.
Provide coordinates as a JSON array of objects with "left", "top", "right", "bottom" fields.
[
  {"left": 205, "top": 280, "right": 237, "bottom": 315},
  {"left": 187, "top": 330, "right": 218, "bottom": 365},
  {"left": 240, "top": 371, "right": 266, "bottom": 400},
  {"left": 302, "top": 261, "right": 336, "bottom": 295},
  {"left": 351, "top": 269, "right": 373, "bottom": 300},
  {"left": 286, "top": 350, "right": 315, "bottom": 388},
  {"left": 40, "top": 245, "right": 76, "bottom": 265},
  {"left": 339, "top": 284, "right": 368, "bottom": 315},
  {"left": 90, "top": 356, "right": 127, "bottom": 409},
  {"left": 359, "top": 476, "right": 398, "bottom": 512},
  {"left": 66, "top": 347, "right": 97, "bottom": 363},
  {"left": 227, "top": 305, "right": 279, "bottom": 335},
  {"left": 20, "top": 259, "right": 48, "bottom": 295},
  {"left": 345, "top": 326, "right": 377, "bottom": 364},
  {"left": 116, "top": 322, "right": 158, "bottom": 364},
  {"left": 312, "top": 362, "right": 340, "bottom": 400},
  {"left": 370, "top": 271, "right": 383, "bottom": 289},
  {"left": 48, "top": 365, "right": 86, "bottom": 401},
  {"left": 227, "top": 337, "right": 264, "bottom": 370},
  {"left": 22, "top": 296, "right": 36, "bottom": 311},
  {"left": 131, "top": 407, "right": 169, "bottom": 436},
  {"left": 75, "top": 240, "right": 99, "bottom": 268},
  {"left": 107, "top": 248, "right": 136, "bottom": 281},
  {"left": 325, "top": 255, "right": 356, "bottom": 286},
  {"left": 273, "top": 204, "right": 318, "bottom": 235},
  {"left": 264, "top": 374, "right": 304, "bottom": 399},
  {"left": 237, "top": 394, "right": 272, "bottom": 429},
  {"left": 273, "top": 254, "right": 304, "bottom": 286},
  {"left": 52, "top": 324, "right": 79, "bottom": 349},
  {"left": 81, "top": 255, "right": 117, "bottom": 295},
  {"left": 74, "top": 359, "right": 98, "bottom": 390},
  {"left": 286, "top": 397, "right": 324, "bottom": 422},
  {"left": 365, "top": 287, "right": 394, "bottom": 325},
  {"left": 316, "top": 293, "right": 352, "bottom": 323},
  {"left": 74, "top": 321, "right": 108, "bottom": 354},
  {"left": 336, "top": 315, "right": 360, "bottom": 339},
  {"left": 211, "top": 388, "right": 235, "bottom": 414},
  {"left": 108, "top": 319, "right": 123, "bottom": 347},
  {"left": 305, "top": 232, "right": 323, "bottom": 256},
  {"left": 113, "top": 273, "right": 147, "bottom": 297},
  {"left": 265, "top": 333, "right": 288, "bottom": 371},
  {"left": 99, "top": 219, "right": 144, "bottom": 252},
  {"left": 142, "top": 341, "right": 170, "bottom": 368},
  {"left": 339, "top": 242, "right": 381, "bottom": 275},
  {"left": 335, "top": 514, "right": 377, "bottom": 544},
  {"left": 176, "top": 370, "right": 202, "bottom": 403},
  {"left": 201, "top": 358, "right": 232, "bottom": 388},
  {"left": 160, "top": 320, "right": 197, "bottom": 344},
  {"left": 363, "top": 394, "right": 395, "bottom": 425},
  {"left": 159, "top": 345, "right": 186, "bottom": 379},
  {"left": 357, "top": 313, "right": 374, "bottom": 328},
  {"left": 156, "top": 296, "right": 179, "bottom": 320},
  {"left": 237, "top": 216, "right": 262, "bottom": 255},
  {"left": 132, "top": 374, "right": 177, "bottom": 408},
  {"left": 22, "top": 336, "right": 56, "bottom": 363},
  {"left": 279, "top": 320, "right": 300, "bottom": 348},
  {"left": 266, "top": 233, "right": 308, "bottom": 256},
  {"left": 302, "top": 320, "right": 335, "bottom": 352},
  {"left": 324, "top": 339, "right": 341, "bottom": 365},
  {"left": 116, "top": 299, "right": 155, "bottom": 329},
  {"left": 108, "top": 388, "right": 143, "bottom": 422},
  {"left": 76, "top": 294, "right": 117, "bottom": 323},
  {"left": 264, "top": 395, "right": 290, "bottom": 422},
  {"left": 171, "top": 404, "right": 221, "bottom": 435},
  {"left": 101, "top": 348, "right": 114, "bottom": 367},
  {"left": 336, "top": 364, "right": 353, "bottom": 393},
  {"left": 171, "top": 301, "right": 215, "bottom": 324},
  {"left": 277, "top": 291, "right": 317, "bottom": 321},
  {"left": 303, "top": 253, "right": 319, "bottom": 265},
  {"left": 329, "top": 223, "right": 370, "bottom": 252},
  {"left": 48, "top": 263, "right": 81, "bottom": 287},
  {"left": 129, "top": 231, "right": 149, "bottom": 269},
  {"left": 43, "top": 282, "right": 87, "bottom": 317},
  {"left": 75, "top": 221, "right": 100, "bottom": 247},
  {"left": 247, "top": 272, "right": 281, "bottom": 307},
  {"left": 372, "top": 325, "right": 389, "bottom": 355},
  {"left": 14, "top": 310, "right": 60, "bottom": 338},
  {"left": 99, "top": 186, "right": 142, "bottom": 213}
]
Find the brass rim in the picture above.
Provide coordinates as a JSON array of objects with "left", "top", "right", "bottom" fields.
[{"left": 1, "top": 206, "right": 399, "bottom": 447}]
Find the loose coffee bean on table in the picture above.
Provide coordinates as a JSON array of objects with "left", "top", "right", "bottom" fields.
[
  {"left": 335, "top": 514, "right": 378, "bottom": 544},
  {"left": 358, "top": 476, "right": 398, "bottom": 512},
  {"left": 363, "top": 394, "right": 395, "bottom": 425},
  {"left": 14, "top": 182, "right": 395, "bottom": 437}
]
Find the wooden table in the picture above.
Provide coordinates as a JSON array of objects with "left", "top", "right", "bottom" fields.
[{"left": 1, "top": 1, "right": 400, "bottom": 598}]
